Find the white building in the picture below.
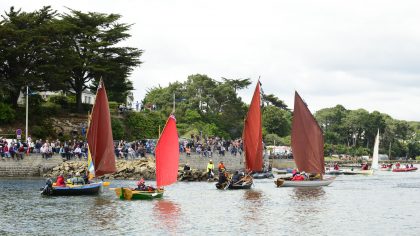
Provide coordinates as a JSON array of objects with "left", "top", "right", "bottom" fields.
[{"left": 17, "top": 90, "right": 95, "bottom": 105}]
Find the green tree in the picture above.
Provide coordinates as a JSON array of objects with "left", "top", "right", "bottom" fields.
[
  {"left": 262, "top": 106, "right": 291, "bottom": 137},
  {"left": 0, "top": 6, "right": 63, "bottom": 106},
  {"left": 59, "top": 9, "right": 142, "bottom": 112}
]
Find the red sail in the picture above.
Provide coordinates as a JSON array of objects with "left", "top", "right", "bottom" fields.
[
  {"left": 87, "top": 81, "right": 116, "bottom": 177},
  {"left": 243, "top": 82, "right": 263, "bottom": 172},
  {"left": 291, "top": 91, "right": 325, "bottom": 174},
  {"left": 156, "top": 115, "right": 179, "bottom": 187}
]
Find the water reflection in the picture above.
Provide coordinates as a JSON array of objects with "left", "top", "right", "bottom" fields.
[
  {"left": 242, "top": 190, "right": 264, "bottom": 223},
  {"left": 89, "top": 197, "right": 118, "bottom": 230},
  {"left": 153, "top": 200, "right": 181, "bottom": 232},
  {"left": 291, "top": 187, "right": 325, "bottom": 201}
]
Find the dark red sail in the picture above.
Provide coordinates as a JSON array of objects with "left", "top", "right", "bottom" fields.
[
  {"left": 87, "top": 80, "right": 117, "bottom": 177},
  {"left": 156, "top": 114, "right": 179, "bottom": 187},
  {"left": 243, "top": 81, "right": 263, "bottom": 172},
  {"left": 291, "top": 91, "right": 325, "bottom": 174}
]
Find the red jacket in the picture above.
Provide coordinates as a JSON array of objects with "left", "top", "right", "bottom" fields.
[
  {"left": 292, "top": 175, "right": 305, "bottom": 181},
  {"left": 56, "top": 176, "right": 66, "bottom": 186}
]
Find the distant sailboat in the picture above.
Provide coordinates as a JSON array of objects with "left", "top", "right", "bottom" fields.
[
  {"left": 41, "top": 79, "right": 116, "bottom": 196},
  {"left": 275, "top": 91, "right": 335, "bottom": 187},
  {"left": 371, "top": 130, "right": 380, "bottom": 171},
  {"left": 115, "top": 114, "right": 179, "bottom": 200}
]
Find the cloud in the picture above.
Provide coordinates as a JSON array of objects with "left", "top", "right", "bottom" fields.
[{"left": 2, "top": 0, "right": 419, "bottom": 121}]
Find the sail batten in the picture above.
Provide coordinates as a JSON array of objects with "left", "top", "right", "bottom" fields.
[
  {"left": 291, "top": 91, "right": 325, "bottom": 174},
  {"left": 87, "top": 80, "right": 117, "bottom": 177},
  {"left": 243, "top": 81, "right": 263, "bottom": 172},
  {"left": 156, "top": 115, "right": 179, "bottom": 187}
]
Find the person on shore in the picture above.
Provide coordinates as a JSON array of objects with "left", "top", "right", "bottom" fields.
[
  {"left": 207, "top": 160, "right": 214, "bottom": 180},
  {"left": 183, "top": 163, "right": 191, "bottom": 171},
  {"left": 185, "top": 146, "right": 191, "bottom": 157},
  {"left": 218, "top": 161, "right": 226, "bottom": 172},
  {"left": 55, "top": 174, "right": 66, "bottom": 187}
]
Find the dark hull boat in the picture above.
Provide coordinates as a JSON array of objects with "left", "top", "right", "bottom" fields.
[
  {"left": 41, "top": 182, "right": 102, "bottom": 196},
  {"left": 252, "top": 171, "right": 274, "bottom": 179}
]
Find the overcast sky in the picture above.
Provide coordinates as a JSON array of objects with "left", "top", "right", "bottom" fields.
[{"left": 2, "top": 1, "right": 420, "bottom": 121}]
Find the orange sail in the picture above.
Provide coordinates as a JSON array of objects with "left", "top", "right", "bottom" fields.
[
  {"left": 291, "top": 91, "right": 325, "bottom": 174},
  {"left": 87, "top": 80, "right": 117, "bottom": 177},
  {"left": 156, "top": 114, "right": 179, "bottom": 187},
  {"left": 243, "top": 81, "right": 263, "bottom": 172}
]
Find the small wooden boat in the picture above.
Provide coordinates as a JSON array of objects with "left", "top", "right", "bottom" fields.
[
  {"left": 41, "top": 182, "right": 102, "bottom": 196},
  {"left": 275, "top": 176, "right": 336, "bottom": 187},
  {"left": 115, "top": 114, "right": 179, "bottom": 200},
  {"left": 379, "top": 167, "right": 392, "bottom": 171},
  {"left": 342, "top": 169, "right": 373, "bottom": 175},
  {"left": 216, "top": 174, "right": 253, "bottom": 190},
  {"left": 115, "top": 188, "right": 164, "bottom": 200},
  {"left": 392, "top": 167, "right": 418, "bottom": 172}
]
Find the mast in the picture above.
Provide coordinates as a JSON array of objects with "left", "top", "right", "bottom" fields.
[{"left": 371, "top": 129, "right": 380, "bottom": 170}]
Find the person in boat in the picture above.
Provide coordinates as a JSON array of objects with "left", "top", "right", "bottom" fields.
[
  {"left": 218, "top": 161, "right": 226, "bottom": 172},
  {"left": 387, "top": 163, "right": 393, "bottom": 168},
  {"left": 396, "top": 162, "right": 401, "bottom": 169},
  {"left": 410, "top": 163, "right": 414, "bottom": 168},
  {"left": 232, "top": 171, "right": 243, "bottom": 184},
  {"left": 69, "top": 172, "right": 85, "bottom": 185},
  {"left": 207, "top": 160, "right": 215, "bottom": 180},
  {"left": 405, "top": 164, "right": 410, "bottom": 168},
  {"left": 135, "top": 178, "right": 155, "bottom": 191},
  {"left": 292, "top": 169, "right": 298, "bottom": 177},
  {"left": 361, "top": 163, "right": 369, "bottom": 170},
  {"left": 291, "top": 172, "right": 305, "bottom": 181},
  {"left": 217, "top": 168, "right": 228, "bottom": 186},
  {"left": 55, "top": 174, "right": 66, "bottom": 187},
  {"left": 333, "top": 163, "right": 340, "bottom": 170}
]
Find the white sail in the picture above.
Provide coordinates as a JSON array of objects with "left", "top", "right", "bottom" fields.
[{"left": 371, "top": 130, "right": 380, "bottom": 170}]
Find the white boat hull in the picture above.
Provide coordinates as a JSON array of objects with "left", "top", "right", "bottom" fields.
[
  {"left": 342, "top": 169, "right": 373, "bottom": 175},
  {"left": 275, "top": 176, "right": 335, "bottom": 187}
]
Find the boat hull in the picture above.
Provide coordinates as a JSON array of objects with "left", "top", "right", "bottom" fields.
[
  {"left": 275, "top": 176, "right": 335, "bottom": 187},
  {"left": 115, "top": 188, "right": 164, "bottom": 200},
  {"left": 325, "top": 170, "right": 344, "bottom": 175},
  {"left": 216, "top": 181, "right": 253, "bottom": 190},
  {"left": 342, "top": 169, "right": 373, "bottom": 175},
  {"left": 251, "top": 172, "right": 275, "bottom": 179},
  {"left": 41, "top": 183, "right": 102, "bottom": 196},
  {"left": 392, "top": 167, "right": 417, "bottom": 172},
  {"left": 379, "top": 167, "right": 392, "bottom": 171}
]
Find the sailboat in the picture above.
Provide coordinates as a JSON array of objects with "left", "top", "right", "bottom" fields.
[
  {"left": 275, "top": 91, "right": 335, "bottom": 187},
  {"left": 41, "top": 79, "right": 117, "bottom": 196},
  {"left": 372, "top": 130, "right": 380, "bottom": 171},
  {"left": 115, "top": 114, "right": 179, "bottom": 200},
  {"left": 216, "top": 81, "right": 262, "bottom": 190}
]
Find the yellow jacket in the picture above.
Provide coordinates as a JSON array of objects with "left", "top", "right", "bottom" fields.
[{"left": 207, "top": 163, "right": 214, "bottom": 171}]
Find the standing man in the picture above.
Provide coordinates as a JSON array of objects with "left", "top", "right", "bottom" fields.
[{"left": 207, "top": 160, "right": 214, "bottom": 180}]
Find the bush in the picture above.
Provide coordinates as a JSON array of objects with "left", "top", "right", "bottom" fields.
[
  {"left": 111, "top": 117, "right": 125, "bottom": 140},
  {"left": 39, "top": 102, "right": 61, "bottom": 116},
  {"left": 0, "top": 103, "right": 16, "bottom": 123},
  {"left": 48, "top": 95, "right": 69, "bottom": 108}
]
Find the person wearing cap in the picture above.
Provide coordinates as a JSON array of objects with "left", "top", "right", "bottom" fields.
[
  {"left": 207, "top": 160, "right": 214, "bottom": 180},
  {"left": 69, "top": 172, "right": 85, "bottom": 185}
]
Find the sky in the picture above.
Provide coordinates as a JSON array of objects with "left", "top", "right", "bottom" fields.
[{"left": 2, "top": 0, "right": 420, "bottom": 121}]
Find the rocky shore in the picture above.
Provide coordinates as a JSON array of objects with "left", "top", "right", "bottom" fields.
[{"left": 42, "top": 157, "right": 212, "bottom": 181}]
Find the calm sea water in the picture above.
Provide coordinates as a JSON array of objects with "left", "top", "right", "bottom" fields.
[{"left": 1, "top": 169, "right": 420, "bottom": 235}]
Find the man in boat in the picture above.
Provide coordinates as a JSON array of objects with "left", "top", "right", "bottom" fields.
[
  {"left": 396, "top": 162, "right": 401, "bottom": 169},
  {"left": 217, "top": 168, "right": 228, "bottom": 188},
  {"left": 207, "top": 160, "right": 214, "bottom": 180},
  {"left": 333, "top": 163, "right": 340, "bottom": 170},
  {"left": 69, "top": 172, "right": 85, "bottom": 185},
  {"left": 361, "top": 163, "right": 369, "bottom": 170},
  {"left": 231, "top": 171, "right": 245, "bottom": 185},
  {"left": 135, "top": 178, "right": 155, "bottom": 191},
  {"left": 55, "top": 174, "right": 66, "bottom": 187},
  {"left": 291, "top": 172, "right": 305, "bottom": 181}
]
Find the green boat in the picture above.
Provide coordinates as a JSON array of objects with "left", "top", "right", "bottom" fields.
[{"left": 115, "top": 187, "right": 164, "bottom": 200}]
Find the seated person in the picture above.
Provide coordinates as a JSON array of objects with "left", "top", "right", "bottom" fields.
[
  {"left": 218, "top": 169, "right": 228, "bottom": 185},
  {"left": 232, "top": 171, "right": 241, "bottom": 183},
  {"left": 135, "top": 178, "right": 155, "bottom": 191},
  {"left": 55, "top": 174, "right": 66, "bottom": 187},
  {"left": 183, "top": 163, "right": 191, "bottom": 171},
  {"left": 69, "top": 172, "right": 85, "bottom": 185},
  {"left": 361, "top": 163, "right": 369, "bottom": 170},
  {"left": 291, "top": 172, "right": 305, "bottom": 181},
  {"left": 410, "top": 163, "right": 414, "bottom": 168}
]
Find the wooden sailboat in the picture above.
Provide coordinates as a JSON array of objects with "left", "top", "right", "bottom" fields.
[
  {"left": 216, "top": 81, "right": 263, "bottom": 190},
  {"left": 41, "top": 80, "right": 116, "bottom": 196},
  {"left": 275, "top": 91, "right": 335, "bottom": 187},
  {"left": 115, "top": 114, "right": 179, "bottom": 200}
]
